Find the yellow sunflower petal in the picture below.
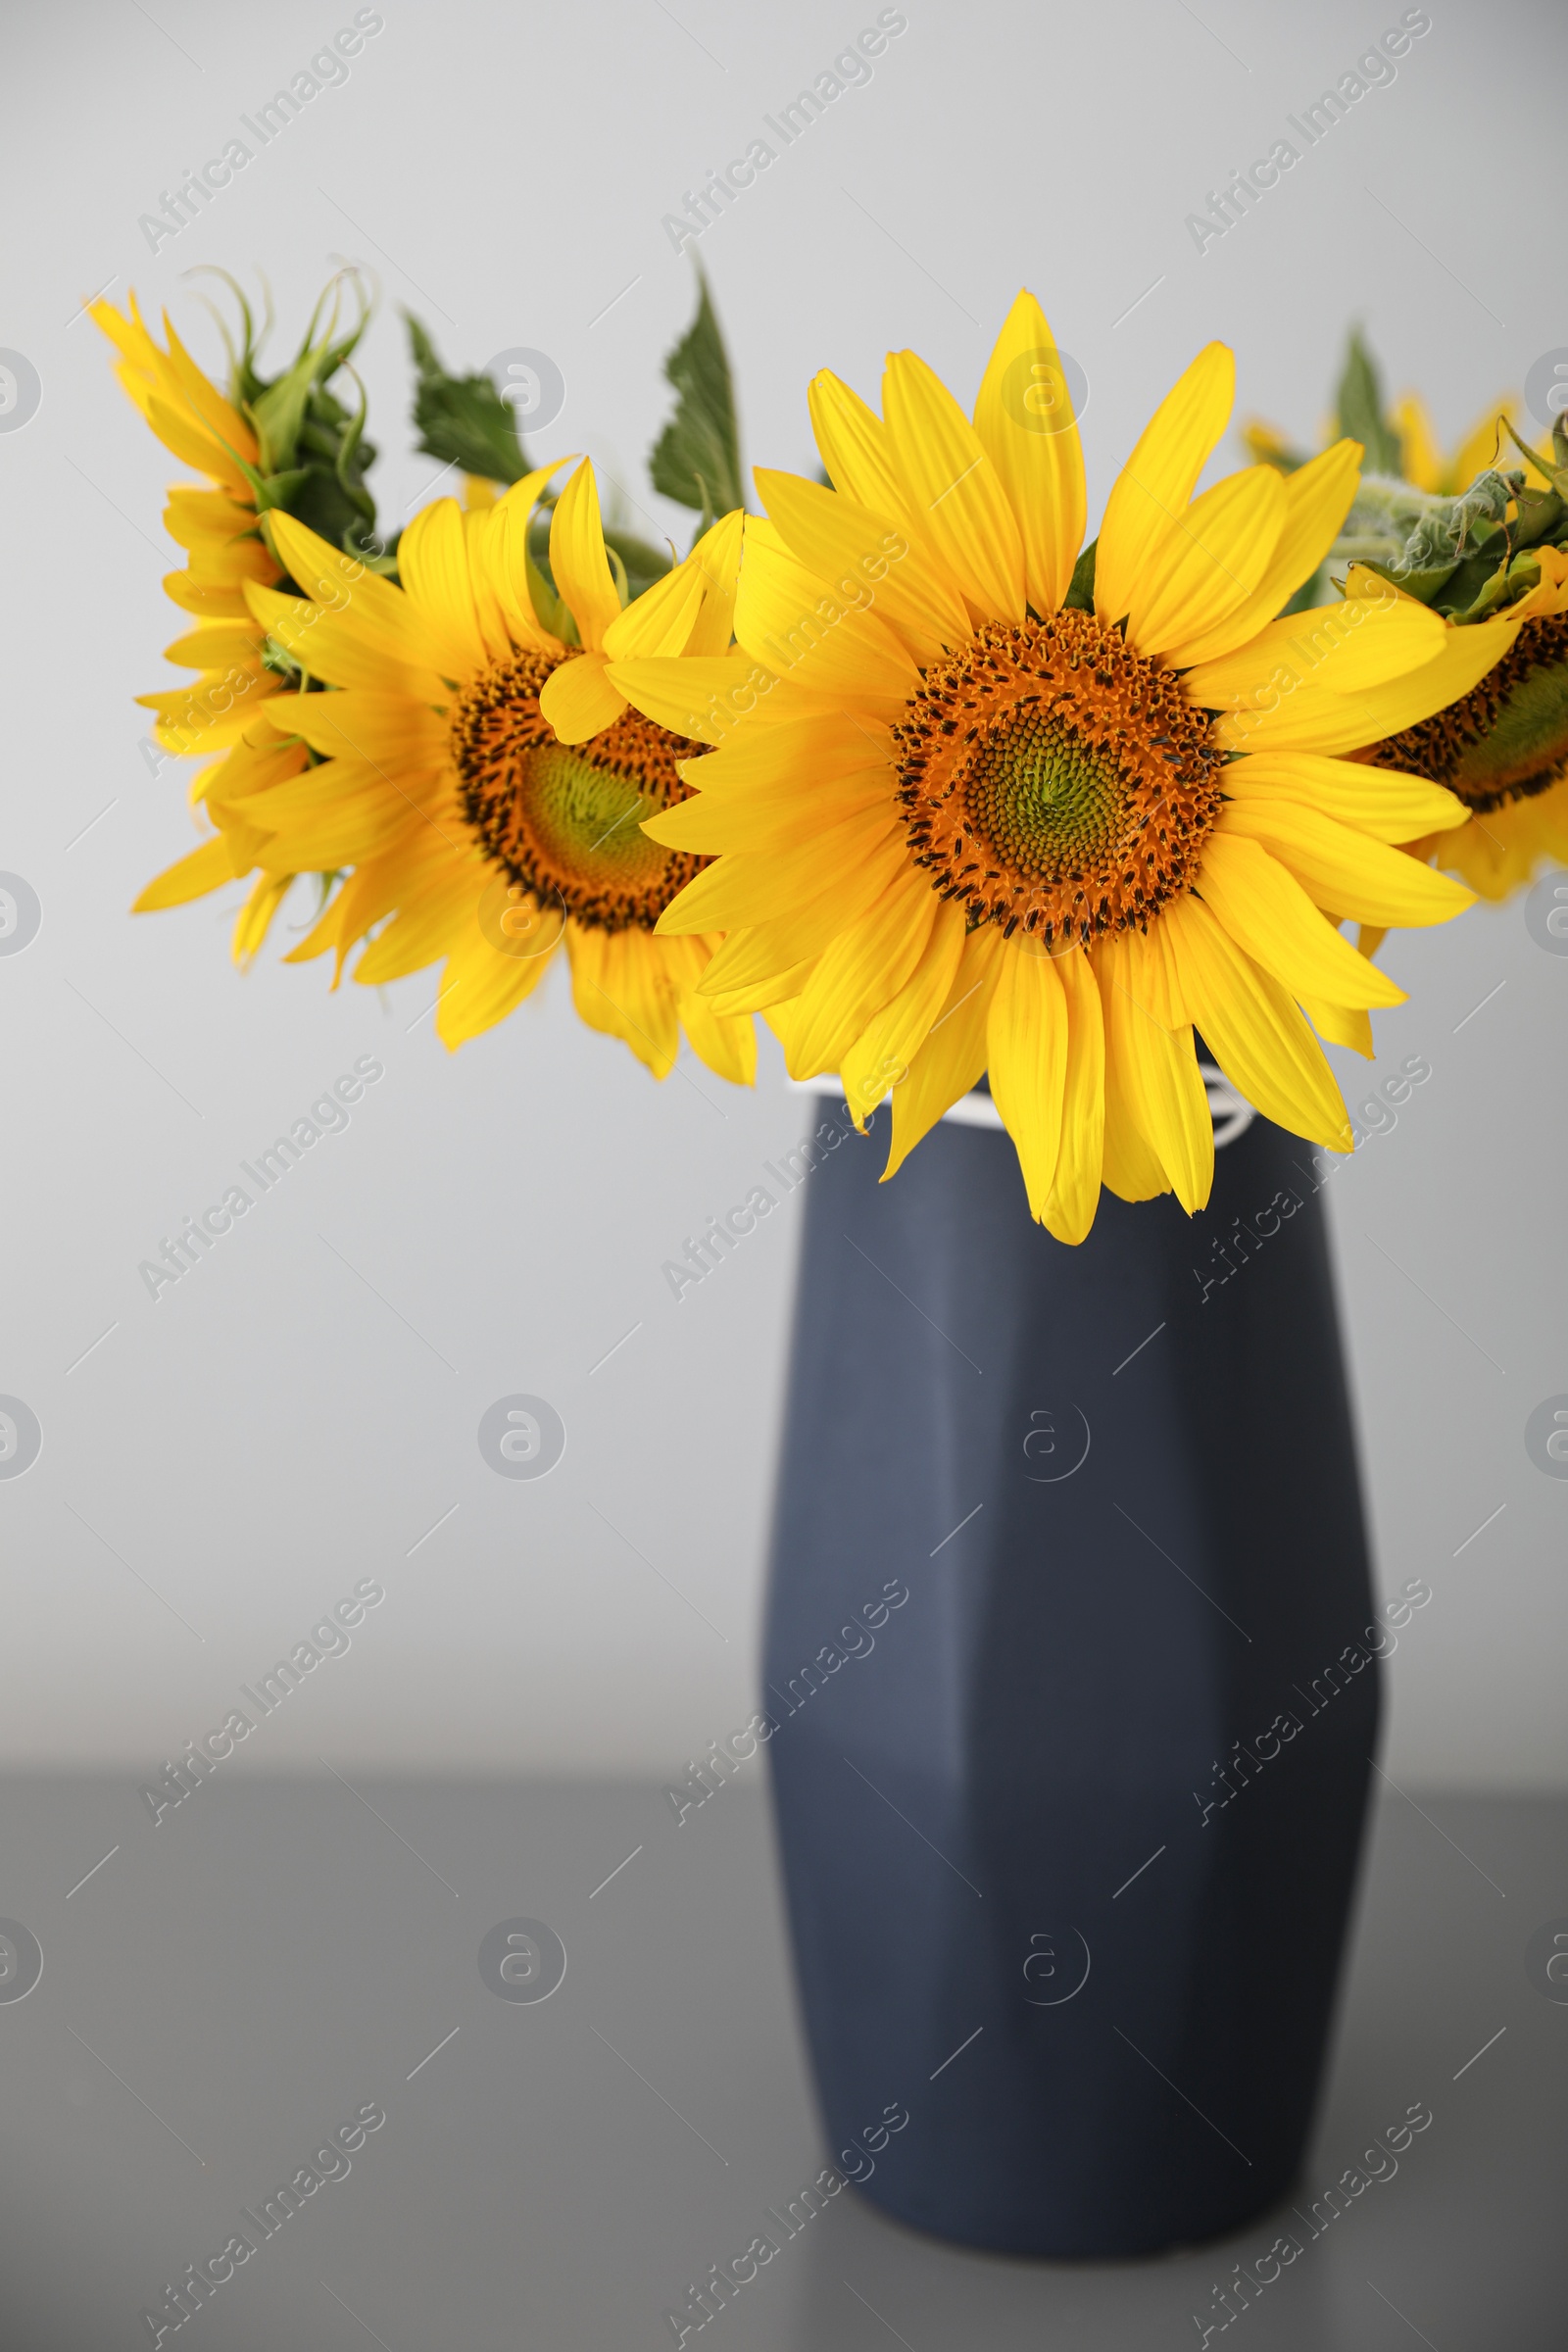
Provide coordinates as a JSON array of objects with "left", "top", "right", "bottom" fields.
[
  {"left": 1161, "top": 895, "right": 1353, "bottom": 1148},
  {"left": 883, "top": 926, "right": 1005, "bottom": 1180},
  {"left": 163, "top": 623, "right": 266, "bottom": 671},
  {"left": 1127, "top": 464, "right": 1287, "bottom": 660},
  {"left": 808, "top": 369, "right": 919, "bottom": 529},
  {"left": 1300, "top": 995, "right": 1374, "bottom": 1057},
  {"left": 539, "top": 651, "right": 626, "bottom": 745},
  {"left": 232, "top": 872, "right": 293, "bottom": 965},
  {"left": 883, "top": 349, "right": 1026, "bottom": 623},
  {"left": 253, "top": 812, "right": 416, "bottom": 882},
  {"left": 158, "top": 314, "right": 259, "bottom": 463},
  {"left": 291, "top": 833, "right": 458, "bottom": 980},
  {"left": 264, "top": 690, "right": 447, "bottom": 771},
  {"left": 482, "top": 465, "right": 573, "bottom": 653},
  {"left": 734, "top": 525, "right": 918, "bottom": 711},
  {"left": 1393, "top": 394, "right": 1446, "bottom": 494},
  {"left": 1184, "top": 595, "right": 1446, "bottom": 710},
  {"left": 1039, "top": 946, "right": 1105, "bottom": 1246},
  {"left": 986, "top": 945, "right": 1068, "bottom": 1218},
  {"left": 662, "top": 804, "right": 902, "bottom": 935},
  {"left": 138, "top": 675, "right": 280, "bottom": 758},
  {"left": 132, "top": 833, "right": 242, "bottom": 910},
  {"left": 600, "top": 559, "right": 708, "bottom": 662},
  {"left": 549, "top": 459, "right": 622, "bottom": 654},
  {"left": 1099, "top": 972, "right": 1168, "bottom": 1204},
  {"left": 671, "top": 710, "right": 892, "bottom": 796},
  {"left": 354, "top": 856, "right": 485, "bottom": 983},
  {"left": 568, "top": 923, "right": 680, "bottom": 1077},
  {"left": 1096, "top": 343, "right": 1234, "bottom": 629},
  {"left": 1195, "top": 830, "right": 1405, "bottom": 1007},
  {"left": 680, "top": 511, "right": 746, "bottom": 659},
  {"left": 1434, "top": 771, "right": 1568, "bottom": 898},
  {"left": 1215, "top": 801, "right": 1474, "bottom": 926},
  {"left": 243, "top": 584, "right": 450, "bottom": 701},
  {"left": 1098, "top": 931, "right": 1212, "bottom": 1212},
  {"left": 1221, "top": 751, "right": 1464, "bottom": 843},
  {"left": 839, "top": 899, "right": 969, "bottom": 1127},
  {"left": 677, "top": 990, "right": 757, "bottom": 1084},
  {"left": 466, "top": 508, "right": 514, "bottom": 663},
  {"left": 435, "top": 917, "right": 554, "bottom": 1049},
  {"left": 90, "top": 296, "right": 159, "bottom": 377},
  {"left": 1209, "top": 612, "right": 1521, "bottom": 757},
  {"left": 267, "top": 514, "right": 427, "bottom": 662},
  {"left": 607, "top": 653, "right": 793, "bottom": 745},
  {"left": 701, "top": 953, "right": 819, "bottom": 1021},
  {"left": 754, "top": 469, "right": 969, "bottom": 663},
  {"left": 643, "top": 765, "right": 888, "bottom": 854},
  {"left": 143, "top": 393, "right": 253, "bottom": 495},
  {"left": 398, "top": 497, "right": 489, "bottom": 681},
  {"left": 661, "top": 937, "right": 757, "bottom": 1084},
  {"left": 972, "top": 288, "right": 1086, "bottom": 619},
  {"left": 777, "top": 871, "right": 936, "bottom": 1078}
]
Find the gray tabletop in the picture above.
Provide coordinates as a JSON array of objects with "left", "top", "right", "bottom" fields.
[{"left": 0, "top": 1776, "right": 1562, "bottom": 2348}]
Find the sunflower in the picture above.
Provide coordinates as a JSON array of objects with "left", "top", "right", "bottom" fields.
[
  {"left": 605, "top": 293, "right": 1522, "bottom": 1240},
  {"left": 96, "top": 280, "right": 392, "bottom": 956},
  {"left": 134, "top": 461, "right": 757, "bottom": 1074},
  {"left": 1362, "top": 556, "right": 1568, "bottom": 901},
  {"left": 92, "top": 292, "right": 286, "bottom": 941}
]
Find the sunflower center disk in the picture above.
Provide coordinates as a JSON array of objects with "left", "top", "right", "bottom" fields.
[
  {"left": 894, "top": 612, "right": 1222, "bottom": 947},
  {"left": 963, "top": 705, "right": 1124, "bottom": 875},
  {"left": 1370, "top": 612, "right": 1568, "bottom": 812},
  {"left": 450, "top": 652, "right": 704, "bottom": 930}
]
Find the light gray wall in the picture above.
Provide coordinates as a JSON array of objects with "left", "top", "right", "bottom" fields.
[{"left": 2, "top": 0, "right": 1563, "bottom": 1787}]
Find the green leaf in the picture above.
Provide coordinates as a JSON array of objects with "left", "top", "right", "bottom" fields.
[
  {"left": 649, "top": 267, "right": 744, "bottom": 520},
  {"left": 405, "top": 312, "right": 529, "bottom": 485},
  {"left": 1334, "top": 328, "right": 1402, "bottom": 476}
]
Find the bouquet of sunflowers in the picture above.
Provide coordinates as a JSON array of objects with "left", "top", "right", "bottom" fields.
[{"left": 100, "top": 271, "right": 1565, "bottom": 1245}]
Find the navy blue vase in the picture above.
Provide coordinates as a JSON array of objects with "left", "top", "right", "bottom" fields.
[{"left": 762, "top": 1098, "right": 1381, "bottom": 2258}]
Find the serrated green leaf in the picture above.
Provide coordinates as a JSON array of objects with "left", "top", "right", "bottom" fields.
[
  {"left": 405, "top": 312, "right": 528, "bottom": 485},
  {"left": 649, "top": 269, "right": 744, "bottom": 520},
  {"left": 1334, "top": 328, "right": 1402, "bottom": 476}
]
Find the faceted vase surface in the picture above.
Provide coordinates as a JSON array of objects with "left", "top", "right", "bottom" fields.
[{"left": 762, "top": 1103, "right": 1380, "bottom": 2257}]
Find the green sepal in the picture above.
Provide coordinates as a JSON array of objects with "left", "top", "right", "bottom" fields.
[
  {"left": 405, "top": 313, "right": 530, "bottom": 486},
  {"left": 1334, "top": 329, "right": 1403, "bottom": 477},
  {"left": 1502, "top": 415, "right": 1568, "bottom": 507},
  {"left": 1061, "top": 537, "right": 1097, "bottom": 612},
  {"left": 1248, "top": 432, "right": 1310, "bottom": 475},
  {"left": 521, "top": 526, "right": 574, "bottom": 644},
  {"left": 649, "top": 267, "right": 744, "bottom": 523},
  {"left": 605, "top": 526, "right": 674, "bottom": 600},
  {"left": 1279, "top": 566, "right": 1328, "bottom": 615},
  {"left": 1506, "top": 482, "right": 1568, "bottom": 556},
  {"left": 1354, "top": 555, "right": 1460, "bottom": 608},
  {"left": 204, "top": 272, "right": 384, "bottom": 575},
  {"left": 246, "top": 279, "right": 371, "bottom": 479}
]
